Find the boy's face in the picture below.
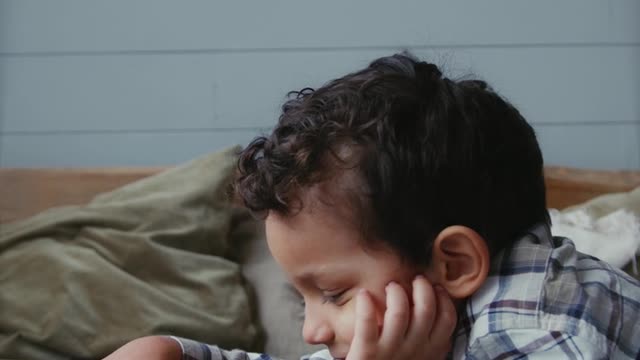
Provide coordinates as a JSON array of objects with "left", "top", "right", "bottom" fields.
[{"left": 265, "top": 202, "right": 434, "bottom": 359}]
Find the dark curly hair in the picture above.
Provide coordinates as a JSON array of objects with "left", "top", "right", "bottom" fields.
[{"left": 234, "top": 52, "right": 549, "bottom": 266}]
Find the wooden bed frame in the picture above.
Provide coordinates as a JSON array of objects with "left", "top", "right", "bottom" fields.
[{"left": 1, "top": 166, "right": 640, "bottom": 224}]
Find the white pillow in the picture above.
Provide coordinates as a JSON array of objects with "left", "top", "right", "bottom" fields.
[{"left": 549, "top": 208, "right": 640, "bottom": 271}]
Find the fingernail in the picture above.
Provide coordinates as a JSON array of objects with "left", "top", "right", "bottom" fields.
[{"left": 385, "top": 281, "right": 397, "bottom": 291}]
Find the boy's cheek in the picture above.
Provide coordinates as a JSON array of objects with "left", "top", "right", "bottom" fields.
[
  {"left": 359, "top": 288, "right": 387, "bottom": 329},
  {"left": 363, "top": 281, "right": 415, "bottom": 328},
  {"left": 337, "top": 301, "right": 357, "bottom": 343},
  {"left": 338, "top": 298, "right": 383, "bottom": 344},
  {"left": 345, "top": 282, "right": 413, "bottom": 335}
]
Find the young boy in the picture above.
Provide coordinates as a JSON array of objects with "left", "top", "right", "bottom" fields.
[{"left": 106, "top": 53, "right": 640, "bottom": 359}]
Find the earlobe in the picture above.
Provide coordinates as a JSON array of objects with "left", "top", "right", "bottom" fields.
[{"left": 429, "top": 226, "right": 490, "bottom": 299}]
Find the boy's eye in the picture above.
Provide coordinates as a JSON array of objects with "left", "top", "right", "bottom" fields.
[{"left": 321, "top": 289, "right": 347, "bottom": 305}]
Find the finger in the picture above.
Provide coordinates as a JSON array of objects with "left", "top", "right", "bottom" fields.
[
  {"left": 352, "top": 289, "right": 379, "bottom": 348},
  {"left": 428, "top": 285, "right": 457, "bottom": 344},
  {"left": 405, "top": 275, "right": 437, "bottom": 344},
  {"left": 379, "top": 282, "right": 410, "bottom": 349}
]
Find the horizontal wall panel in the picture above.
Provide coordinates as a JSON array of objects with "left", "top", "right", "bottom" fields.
[
  {"left": 535, "top": 123, "right": 640, "bottom": 170},
  {"left": 2, "top": 46, "right": 639, "bottom": 133},
  {"left": 0, "top": 55, "right": 232, "bottom": 132},
  {"left": 1, "top": 124, "right": 638, "bottom": 169},
  {"left": 610, "top": 0, "right": 640, "bottom": 44},
  {"left": 1, "top": 1, "right": 638, "bottom": 54},
  {"left": 0, "top": 130, "right": 263, "bottom": 167},
  {"left": 0, "top": 50, "right": 388, "bottom": 132},
  {"left": 421, "top": 46, "right": 640, "bottom": 127}
]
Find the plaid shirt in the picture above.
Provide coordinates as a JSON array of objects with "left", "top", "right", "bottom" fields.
[
  {"left": 173, "top": 224, "right": 640, "bottom": 359},
  {"left": 451, "top": 224, "right": 640, "bottom": 359}
]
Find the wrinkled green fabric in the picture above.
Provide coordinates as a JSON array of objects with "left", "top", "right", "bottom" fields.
[
  {"left": 0, "top": 146, "right": 259, "bottom": 360},
  {"left": 564, "top": 186, "right": 640, "bottom": 280}
]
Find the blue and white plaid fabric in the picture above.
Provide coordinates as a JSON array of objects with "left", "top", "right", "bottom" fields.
[
  {"left": 173, "top": 224, "right": 640, "bottom": 359},
  {"left": 452, "top": 224, "right": 640, "bottom": 359}
]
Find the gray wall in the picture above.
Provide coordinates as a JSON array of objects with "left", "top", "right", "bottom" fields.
[{"left": 1, "top": 1, "right": 639, "bottom": 169}]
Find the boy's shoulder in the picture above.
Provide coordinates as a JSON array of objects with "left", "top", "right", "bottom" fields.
[{"left": 453, "top": 224, "right": 640, "bottom": 359}]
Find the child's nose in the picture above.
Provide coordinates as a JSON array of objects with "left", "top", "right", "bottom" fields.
[{"left": 302, "top": 311, "right": 334, "bottom": 345}]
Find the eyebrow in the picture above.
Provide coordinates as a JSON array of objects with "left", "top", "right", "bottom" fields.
[
  {"left": 292, "top": 267, "right": 347, "bottom": 286},
  {"left": 293, "top": 272, "right": 321, "bottom": 284}
]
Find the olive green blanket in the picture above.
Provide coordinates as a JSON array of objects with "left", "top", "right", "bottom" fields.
[{"left": 0, "top": 147, "right": 259, "bottom": 359}]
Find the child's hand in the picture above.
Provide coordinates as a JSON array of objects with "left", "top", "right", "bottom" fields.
[{"left": 346, "top": 276, "right": 456, "bottom": 360}]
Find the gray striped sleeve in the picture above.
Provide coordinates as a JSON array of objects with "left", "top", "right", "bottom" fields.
[{"left": 169, "top": 336, "right": 282, "bottom": 360}]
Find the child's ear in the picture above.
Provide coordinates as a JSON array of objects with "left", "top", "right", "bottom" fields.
[{"left": 428, "top": 226, "right": 490, "bottom": 299}]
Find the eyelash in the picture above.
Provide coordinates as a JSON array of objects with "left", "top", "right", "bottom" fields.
[{"left": 321, "top": 290, "right": 346, "bottom": 304}]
